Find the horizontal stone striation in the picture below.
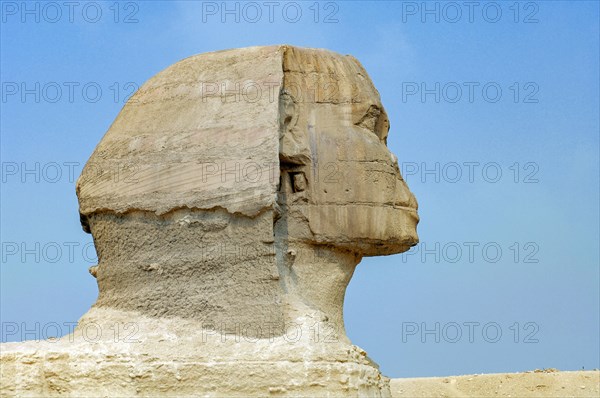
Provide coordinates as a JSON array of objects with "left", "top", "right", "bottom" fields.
[{"left": 77, "top": 46, "right": 284, "bottom": 219}]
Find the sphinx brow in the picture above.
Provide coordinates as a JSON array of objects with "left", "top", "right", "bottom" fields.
[{"left": 355, "top": 104, "right": 381, "bottom": 124}]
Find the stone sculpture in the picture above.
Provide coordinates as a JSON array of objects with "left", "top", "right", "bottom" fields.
[{"left": 1, "top": 45, "right": 419, "bottom": 397}]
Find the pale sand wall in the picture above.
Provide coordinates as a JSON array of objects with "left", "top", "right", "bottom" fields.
[{"left": 391, "top": 370, "right": 599, "bottom": 398}]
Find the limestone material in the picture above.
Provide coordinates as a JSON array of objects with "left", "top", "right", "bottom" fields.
[
  {"left": 391, "top": 370, "right": 600, "bottom": 397},
  {"left": 1, "top": 45, "right": 419, "bottom": 397}
]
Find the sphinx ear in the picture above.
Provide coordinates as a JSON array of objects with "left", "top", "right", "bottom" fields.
[
  {"left": 375, "top": 107, "right": 390, "bottom": 144},
  {"left": 279, "top": 90, "right": 310, "bottom": 166}
]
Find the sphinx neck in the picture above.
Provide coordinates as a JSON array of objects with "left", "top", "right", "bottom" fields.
[{"left": 274, "top": 239, "right": 362, "bottom": 343}]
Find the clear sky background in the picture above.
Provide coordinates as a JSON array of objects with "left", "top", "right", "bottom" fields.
[{"left": 1, "top": 1, "right": 598, "bottom": 378}]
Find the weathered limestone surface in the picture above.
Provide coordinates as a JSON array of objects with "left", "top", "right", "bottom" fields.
[
  {"left": 77, "top": 46, "right": 283, "bottom": 218},
  {"left": 0, "top": 45, "right": 419, "bottom": 397},
  {"left": 391, "top": 370, "right": 600, "bottom": 397}
]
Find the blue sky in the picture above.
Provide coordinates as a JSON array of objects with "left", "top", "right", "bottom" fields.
[{"left": 1, "top": 1, "right": 598, "bottom": 377}]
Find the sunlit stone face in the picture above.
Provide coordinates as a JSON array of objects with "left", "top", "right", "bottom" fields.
[{"left": 279, "top": 47, "right": 419, "bottom": 256}]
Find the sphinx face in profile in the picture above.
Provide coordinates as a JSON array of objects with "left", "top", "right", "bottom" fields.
[{"left": 278, "top": 47, "right": 419, "bottom": 256}]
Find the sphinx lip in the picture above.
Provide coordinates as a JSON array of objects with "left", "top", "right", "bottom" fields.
[{"left": 396, "top": 205, "right": 418, "bottom": 212}]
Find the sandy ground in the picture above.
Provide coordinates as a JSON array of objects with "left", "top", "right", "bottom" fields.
[{"left": 390, "top": 369, "right": 599, "bottom": 397}]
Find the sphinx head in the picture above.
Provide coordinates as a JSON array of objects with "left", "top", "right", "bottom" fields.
[{"left": 76, "top": 45, "right": 418, "bottom": 337}]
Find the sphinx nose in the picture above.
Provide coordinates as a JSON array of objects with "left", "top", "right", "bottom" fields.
[
  {"left": 406, "top": 188, "right": 418, "bottom": 210},
  {"left": 394, "top": 177, "right": 418, "bottom": 210},
  {"left": 383, "top": 146, "right": 418, "bottom": 210},
  {"left": 390, "top": 154, "right": 418, "bottom": 210}
]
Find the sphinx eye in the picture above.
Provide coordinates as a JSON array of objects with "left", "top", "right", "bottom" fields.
[
  {"left": 355, "top": 104, "right": 388, "bottom": 142},
  {"left": 355, "top": 105, "right": 380, "bottom": 131}
]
